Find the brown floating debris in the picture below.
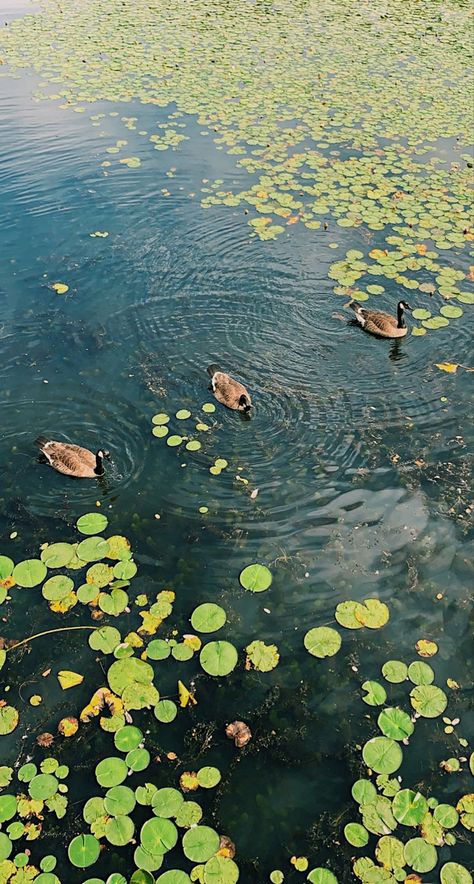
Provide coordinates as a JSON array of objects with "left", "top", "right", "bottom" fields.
[{"left": 225, "top": 720, "right": 252, "bottom": 748}]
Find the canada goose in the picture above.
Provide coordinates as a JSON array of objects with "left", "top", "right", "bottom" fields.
[
  {"left": 207, "top": 365, "right": 252, "bottom": 413},
  {"left": 348, "top": 300, "right": 412, "bottom": 338},
  {"left": 35, "top": 436, "right": 110, "bottom": 478}
]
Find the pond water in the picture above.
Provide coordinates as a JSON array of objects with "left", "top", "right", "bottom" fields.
[{"left": 0, "top": 1, "right": 473, "bottom": 882}]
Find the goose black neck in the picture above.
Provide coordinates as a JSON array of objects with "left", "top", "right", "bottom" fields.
[
  {"left": 94, "top": 453, "right": 105, "bottom": 476},
  {"left": 397, "top": 303, "right": 406, "bottom": 328}
]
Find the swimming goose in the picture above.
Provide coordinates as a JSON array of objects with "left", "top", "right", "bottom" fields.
[
  {"left": 35, "top": 436, "right": 110, "bottom": 478},
  {"left": 207, "top": 365, "right": 252, "bottom": 413},
  {"left": 348, "top": 300, "right": 412, "bottom": 339}
]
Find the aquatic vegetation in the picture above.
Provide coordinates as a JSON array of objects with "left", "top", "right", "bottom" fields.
[{"left": 0, "top": 0, "right": 471, "bottom": 333}]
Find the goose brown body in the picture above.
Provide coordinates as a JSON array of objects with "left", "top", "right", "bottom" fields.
[
  {"left": 35, "top": 437, "right": 108, "bottom": 478},
  {"left": 348, "top": 300, "right": 412, "bottom": 339},
  {"left": 207, "top": 365, "right": 252, "bottom": 412}
]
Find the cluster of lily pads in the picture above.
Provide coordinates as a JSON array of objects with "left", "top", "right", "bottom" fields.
[{"left": 0, "top": 0, "right": 472, "bottom": 332}]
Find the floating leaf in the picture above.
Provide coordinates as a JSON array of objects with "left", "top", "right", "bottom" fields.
[
  {"left": 182, "top": 825, "right": 220, "bottom": 862},
  {"left": 375, "top": 835, "right": 405, "bottom": 870},
  {"left": 415, "top": 639, "right": 438, "bottom": 657},
  {"left": 152, "top": 414, "right": 170, "bottom": 426},
  {"left": 239, "top": 563, "right": 272, "bottom": 593},
  {"left": 196, "top": 767, "right": 221, "bottom": 789},
  {"left": 12, "top": 559, "right": 46, "bottom": 588},
  {"left": 433, "top": 804, "right": 459, "bottom": 829},
  {"left": 403, "top": 838, "right": 437, "bottom": 873},
  {"left": 89, "top": 626, "right": 121, "bottom": 654},
  {"left": 334, "top": 601, "right": 365, "bottom": 629},
  {"left": 68, "top": 834, "right": 100, "bottom": 868},
  {"left": 361, "top": 681, "right": 387, "bottom": 706},
  {"left": 362, "top": 737, "right": 403, "bottom": 774},
  {"left": 307, "top": 871, "right": 338, "bottom": 884},
  {"left": 40, "top": 543, "right": 75, "bottom": 568},
  {"left": 377, "top": 707, "right": 414, "bottom": 740},
  {"left": 440, "top": 863, "right": 473, "bottom": 884},
  {"left": 140, "top": 817, "right": 178, "bottom": 854},
  {"left": 245, "top": 640, "right": 279, "bottom": 671},
  {"left": 77, "top": 512, "right": 109, "bottom": 535},
  {"left": 344, "top": 823, "right": 369, "bottom": 847},
  {"left": 95, "top": 756, "right": 128, "bottom": 787},
  {"left": 351, "top": 779, "right": 377, "bottom": 805},
  {"left": 176, "top": 409, "right": 191, "bottom": 420},
  {"left": 435, "top": 363, "right": 459, "bottom": 374},
  {"left": 191, "top": 603, "right": 227, "bottom": 633},
  {"left": 152, "top": 788, "right": 184, "bottom": 818},
  {"left": 0, "top": 705, "right": 19, "bottom": 735},
  {"left": 382, "top": 660, "right": 408, "bottom": 684},
  {"left": 408, "top": 661, "right": 434, "bottom": 685},
  {"left": 304, "top": 626, "right": 341, "bottom": 658},
  {"left": 199, "top": 641, "right": 238, "bottom": 676},
  {"left": 456, "top": 794, "right": 474, "bottom": 831},
  {"left": 51, "top": 282, "right": 69, "bottom": 295},
  {"left": 410, "top": 684, "right": 447, "bottom": 718},
  {"left": 57, "top": 670, "right": 84, "bottom": 690},
  {"left": 392, "top": 790, "right": 428, "bottom": 826}
]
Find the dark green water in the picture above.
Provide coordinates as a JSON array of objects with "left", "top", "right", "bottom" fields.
[{"left": 0, "top": 1, "right": 473, "bottom": 882}]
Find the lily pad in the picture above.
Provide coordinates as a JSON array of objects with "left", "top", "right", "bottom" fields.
[
  {"left": 140, "top": 817, "right": 178, "bottom": 854},
  {"left": 304, "top": 626, "right": 341, "bottom": 658},
  {"left": 361, "top": 681, "right": 387, "bottom": 706},
  {"left": 410, "top": 684, "right": 447, "bottom": 717},
  {"left": 191, "top": 603, "right": 227, "bottom": 633},
  {"left": 440, "top": 863, "right": 473, "bottom": 884},
  {"left": 68, "top": 834, "right": 101, "bottom": 868},
  {"left": 196, "top": 766, "right": 221, "bottom": 789},
  {"left": 403, "top": 838, "right": 437, "bottom": 873},
  {"left": 377, "top": 707, "right": 414, "bottom": 740},
  {"left": 344, "top": 823, "right": 369, "bottom": 847},
  {"left": 0, "top": 706, "right": 19, "bottom": 735},
  {"left": 95, "top": 757, "right": 128, "bottom": 787},
  {"left": 77, "top": 513, "right": 109, "bottom": 535},
  {"left": 114, "top": 725, "right": 143, "bottom": 752},
  {"left": 12, "top": 559, "right": 47, "bottom": 588},
  {"left": 89, "top": 626, "right": 121, "bottom": 654},
  {"left": 199, "top": 641, "right": 238, "bottom": 676},
  {"left": 392, "top": 789, "right": 428, "bottom": 825},
  {"left": 408, "top": 661, "right": 434, "bottom": 685},
  {"left": 182, "top": 825, "right": 220, "bottom": 862},
  {"left": 154, "top": 699, "right": 177, "bottom": 723},
  {"left": 239, "top": 563, "right": 272, "bottom": 592},
  {"left": 203, "top": 856, "right": 239, "bottom": 883},
  {"left": 245, "top": 640, "right": 279, "bottom": 671},
  {"left": 152, "top": 788, "right": 184, "bottom": 818},
  {"left": 362, "top": 737, "right": 403, "bottom": 774},
  {"left": 381, "top": 661, "right": 408, "bottom": 683},
  {"left": 40, "top": 543, "right": 75, "bottom": 568}
]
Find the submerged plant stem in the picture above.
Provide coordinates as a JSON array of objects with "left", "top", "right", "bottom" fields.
[{"left": 7, "top": 625, "right": 97, "bottom": 652}]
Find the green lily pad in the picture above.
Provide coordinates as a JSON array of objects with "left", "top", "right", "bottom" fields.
[
  {"left": 156, "top": 873, "right": 191, "bottom": 884},
  {"left": 147, "top": 639, "right": 171, "bottom": 660},
  {"left": 440, "top": 305, "right": 463, "bottom": 318},
  {"left": 182, "top": 825, "right": 220, "bottom": 862},
  {"left": 304, "top": 626, "right": 341, "bottom": 658},
  {"left": 176, "top": 409, "right": 191, "bottom": 419},
  {"left": 186, "top": 440, "right": 202, "bottom": 451},
  {"left": 245, "top": 640, "right": 279, "bottom": 671},
  {"left": 375, "top": 835, "right": 405, "bottom": 870},
  {"left": 0, "top": 833, "right": 12, "bottom": 861},
  {"left": 307, "top": 871, "right": 338, "bottom": 884},
  {"left": 107, "top": 657, "right": 154, "bottom": 696},
  {"left": 40, "top": 543, "right": 75, "bottom": 568},
  {"left": 0, "top": 795, "right": 17, "bottom": 822},
  {"left": 28, "top": 774, "right": 58, "bottom": 800},
  {"left": 377, "top": 707, "right": 414, "bottom": 740},
  {"left": 433, "top": 804, "right": 459, "bottom": 828},
  {"left": 95, "top": 757, "right": 128, "bottom": 787},
  {"left": 154, "top": 699, "right": 178, "bottom": 723},
  {"left": 0, "top": 556, "right": 14, "bottom": 579},
  {"left": 77, "top": 512, "right": 109, "bottom": 535},
  {"left": 171, "top": 643, "right": 194, "bottom": 661},
  {"left": 191, "top": 603, "right": 227, "bottom": 633},
  {"left": 140, "top": 817, "right": 178, "bottom": 854},
  {"left": 175, "top": 801, "right": 202, "bottom": 828},
  {"left": 99, "top": 588, "right": 128, "bottom": 615},
  {"left": 199, "top": 640, "right": 238, "bottom": 676},
  {"left": 352, "top": 779, "right": 377, "bottom": 805},
  {"left": 167, "top": 435, "right": 184, "bottom": 447},
  {"left": 362, "top": 737, "right": 403, "bottom": 774},
  {"left": 361, "top": 681, "right": 387, "bottom": 706},
  {"left": 410, "top": 684, "right": 447, "bottom": 717},
  {"left": 0, "top": 706, "right": 19, "bottom": 735},
  {"left": 239, "top": 563, "right": 272, "bottom": 592},
  {"left": 392, "top": 789, "right": 428, "bottom": 825},
  {"left": 114, "top": 725, "right": 143, "bottom": 752},
  {"left": 412, "top": 308, "right": 431, "bottom": 320},
  {"left": 89, "top": 626, "right": 121, "bottom": 654},
  {"left": 126, "top": 747, "right": 150, "bottom": 772},
  {"left": 381, "top": 661, "right": 408, "bottom": 683},
  {"left": 202, "top": 403, "right": 216, "bottom": 413},
  {"left": 134, "top": 845, "right": 164, "bottom": 872},
  {"left": 440, "top": 863, "right": 473, "bottom": 884},
  {"left": 113, "top": 559, "right": 137, "bottom": 580},
  {"left": 77, "top": 537, "right": 110, "bottom": 563},
  {"left": 68, "top": 834, "right": 101, "bottom": 868},
  {"left": 152, "top": 414, "right": 170, "bottom": 425},
  {"left": 403, "top": 838, "right": 437, "bottom": 873},
  {"left": 334, "top": 600, "right": 365, "bottom": 629},
  {"left": 344, "top": 823, "right": 369, "bottom": 847},
  {"left": 105, "top": 814, "right": 135, "bottom": 846},
  {"left": 153, "top": 426, "right": 169, "bottom": 438},
  {"left": 196, "top": 766, "right": 221, "bottom": 789},
  {"left": 408, "top": 661, "right": 434, "bottom": 685},
  {"left": 203, "top": 856, "right": 239, "bottom": 883},
  {"left": 42, "top": 574, "right": 74, "bottom": 600},
  {"left": 152, "top": 788, "right": 184, "bottom": 818},
  {"left": 12, "top": 559, "right": 47, "bottom": 588}
]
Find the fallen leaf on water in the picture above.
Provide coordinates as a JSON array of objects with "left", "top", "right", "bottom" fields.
[
  {"left": 218, "top": 835, "right": 236, "bottom": 858},
  {"left": 435, "top": 362, "right": 459, "bottom": 373},
  {"left": 57, "top": 670, "right": 84, "bottom": 690},
  {"left": 180, "top": 770, "right": 199, "bottom": 791},
  {"left": 58, "top": 716, "right": 79, "bottom": 737},
  {"left": 36, "top": 732, "right": 54, "bottom": 747},
  {"left": 51, "top": 282, "right": 69, "bottom": 295},
  {"left": 29, "top": 695, "right": 42, "bottom": 706},
  {"left": 178, "top": 679, "right": 197, "bottom": 708},
  {"left": 225, "top": 720, "right": 252, "bottom": 748}
]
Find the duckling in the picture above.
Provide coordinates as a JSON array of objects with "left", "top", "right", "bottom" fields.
[
  {"left": 207, "top": 364, "right": 252, "bottom": 413},
  {"left": 348, "top": 300, "right": 412, "bottom": 339},
  {"left": 35, "top": 436, "right": 110, "bottom": 478}
]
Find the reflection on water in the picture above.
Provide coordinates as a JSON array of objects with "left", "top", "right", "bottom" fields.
[{"left": 0, "top": 36, "right": 473, "bottom": 884}]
